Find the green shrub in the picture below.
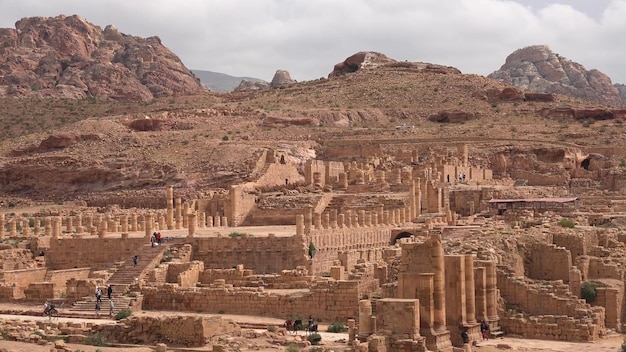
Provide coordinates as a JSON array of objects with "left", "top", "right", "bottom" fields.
[
  {"left": 307, "top": 333, "right": 322, "bottom": 345},
  {"left": 620, "top": 336, "right": 626, "bottom": 352},
  {"left": 267, "top": 325, "right": 277, "bottom": 333},
  {"left": 114, "top": 308, "right": 132, "bottom": 320},
  {"left": 557, "top": 218, "right": 575, "bottom": 228},
  {"left": 308, "top": 242, "right": 317, "bottom": 258},
  {"left": 581, "top": 281, "right": 597, "bottom": 303},
  {"left": 84, "top": 333, "right": 109, "bottom": 346},
  {"left": 285, "top": 344, "right": 300, "bottom": 352},
  {"left": 228, "top": 232, "right": 246, "bottom": 238},
  {"left": 327, "top": 320, "right": 348, "bottom": 333}
]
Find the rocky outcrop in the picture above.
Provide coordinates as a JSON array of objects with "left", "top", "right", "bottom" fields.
[
  {"left": 270, "top": 70, "right": 295, "bottom": 88},
  {"left": 235, "top": 79, "right": 270, "bottom": 92},
  {"left": 489, "top": 45, "right": 623, "bottom": 106},
  {"left": 538, "top": 108, "right": 626, "bottom": 121},
  {"left": 428, "top": 111, "right": 479, "bottom": 123},
  {"left": 329, "top": 51, "right": 396, "bottom": 77},
  {"left": 616, "top": 84, "right": 626, "bottom": 103},
  {"left": 0, "top": 15, "right": 207, "bottom": 101}
]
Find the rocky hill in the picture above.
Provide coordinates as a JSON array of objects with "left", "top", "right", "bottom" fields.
[
  {"left": 192, "top": 70, "right": 265, "bottom": 92},
  {"left": 0, "top": 45, "right": 625, "bottom": 204},
  {"left": 489, "top": 45, "right": 623, "bottom": 106},
  {"left": 0, "top": 15, "right": 206, "bottom": 101}
]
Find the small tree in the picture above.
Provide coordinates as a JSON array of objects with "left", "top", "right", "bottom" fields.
[
  {"left": 580, "top": 281, "right": 597, "bottom": 303},
  {"left": 307, "top": 332, "right": 322, "bottom": 345},
  {"left": 620, "top": 336, "right": 626, "bottom": 352},
  {"left": 308, "top": 242, "right": 317, "bottom": 259}
]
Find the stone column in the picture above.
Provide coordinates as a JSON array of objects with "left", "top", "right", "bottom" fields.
[
  {"left": 166, "top": 185, "right": 174, "bottom": 229},
  {"left": 569, "top": 266, "right": 582, "bottom": 299},
  {"left": 206, "top": 216, "right": 213, "bottom": 228},
  {"left": 9, "top": 218, "right": 17, "bottom": 236},
  {"left": 130, "top": 214, "right": 138, "bottom": 232},
  {"left": 430, "top": 233, "right": 447, "bottom": 331},
  {"left": 44, "top": 217, "right": 52, "bottom": 237},
  {"left": 372, "top": 213, "right": 378, "bottom": 226},
  {"left": 359, "top": 210, "right": 366, "bottom": 227},
  {"left": 187, "top": 213, "right": 196, "bottom": 238},
  {"left": 304, "top": 205, "right": 313, "bottom": 235},
  {"left": 338, "top": 173, "right": 348, "bottom": 189},
  {"left": 145, "top": 214, "right": 153, "bottom": 238},
  {"left": 365, "top": 212, "right": 372, "bottom": 227},
  {"left": 418, "top": 273, "right": 435, "bottom": 336},
  {"left": 175, "top": 197, "right": 182, "bottom": 229},
  {"left": 351, "top": 211, "right": 358, "bottom": 228},
  {"left": 484, "top": 260, "right": 498, "bottom": 320},
  {"left": 33, "top": 218, "right": 40, "bottom": 236},
  {"left": 21, "top": 219, "right": 30, "bottom": 236},
  {"left": 0, "top": 214, "right": 4, "bottom": 239},
  {"left": 97, "top": 218, "right": 107, "bottom": 238},
  {"left": 313, "top": 213, "right": 322, "bottom": 230},
  {"left": 474, "top": 267, "right": 487, "bottom": 322},
  {"left": 322, "top": 212, "right": 330, "bottom": 229},
  {"left": 445, "top": 255, "right": 467, "bottom": 326},
  {"left": 66, "top": 216, "right": 73, "bottom": 233},
  {"left": 182, "top": 203, "right": 189, "bottom": 228},
  {"left": 221, "top": 216, "right": 228, "bottom": 227},
  {"left": 337, "top": 214, "right": 344, "bottom": 228},
  {"left": 344, "top": 210, "right": 351, "bottom": 228},
  {"left": 330, "top": 209, "right": 338, "bottom": 229},
  {"left": 75, "top": 214, "right": 83, "bottom": 234},
  {"left": 296, "top": 214, "right": 304, "bottom": 236},
  {"left": 51, "top": 217, "right": 60, "bottom": 238},
  {"left": 358, "top": 300, "right": 373, "bottom": 342},
  {"left": 214, "top": 215, "right": 221, "bottom": 227},
  {"left": 469, "top": 201, "right": 475, "bottom": 217},
  {"left": 120, "top": 215, "right": 128, "bottom": 233},
  {"left": 464, "top": 255, "right": 476, "bottom": 324},
  {"left": 416, "top": 178, "right": 422, "bottom": 216},
  {"left": 199, "top": 212, "right": 206, "bottom": 228}
]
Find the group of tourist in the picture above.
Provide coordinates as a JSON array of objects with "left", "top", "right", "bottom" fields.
[
  {"left": 94, "top": 285, "right": 115, "bottom": 317},
  {"left": 150, "top": 231, "right": 162, "bottom": 247},
  {"left": 461, "top": 320, "right": 490, "bottom": 345}
]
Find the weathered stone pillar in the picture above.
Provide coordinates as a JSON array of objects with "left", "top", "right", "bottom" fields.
[
  {"left": 464, "top": 255, "right": 476, "bottom": 324},
  {"left": 9, "top": 218, "right": 17, "bottom": 236},
  {"left": 66, "top": 216, "right": 73, "bottom": 233},
  {"left": 75, "top": 214, "right": 83, "bottom": 234},
  {"left": 351, "top": 212, "right": 359, "bottom": 228},
  {"left": 322, "top": 212, "right": 330, "bottom": 229},
  {"left": 484, "top": 260, "right": 498, "bottom": 320},
  {"left": 187, "top": 213, "right": 196, "bottom": 238},
  {"left": 337, "top": 214, "right": 344, "bottom": 228},
  {"left": 130, "top": 214, "right": 138, "bottom": 232},
  {"left": 304, "top": 205, "right": 313, "bottom": 235},
  {"left": 199, "top": 212, "right": 206, "bottom": 228},
  {"left": 359, "top": 210, "right": 366, "bottom": 227},
  {"left": 33, "top": 218, "right": 40, "bottom": 236},
  {"left": 445, "top": 255, "right": 467, "bottom": 326},
  {"left": 0, "top": 214, "right": 4, "bottom": 239},
  {"left": 365, "top": 211, "right": 372, "bottom": 227},
  {"left": 182, "top": 203, "right": 189, "bottom": 228},
  {"left": 21, "top": 219, "right": 30, "bottom": 236},
  {"left": 120, "top": 215, "right": 128, "bottom": 233},
  {"left": 214, "top": 215, "right": 221, "bottom": 227},
  {"left": 97, "top": 218, "right": 107, "bottom": 238},
  {"left": 416, "top": 178, "right": 422, "bottom": 216},
  {"left": 166, "top": 185, "right": 174, "bottom": 229},
  {"left": 221, "top": 216, "right": 228, "bottom": 227},
  {"left": 175, "top": 197, "right": 182, "bottom": 229},
  {"left": 348, "top": 319, "right": 356, "bottom": 343},
  {"left": 354, "top": 170, "right": 365, "bottom": 185},
  {"left": 418, "top": 273, "right": 435, "bottom": 338},
  {"left": 358, "top": 300, "right": 373, "bottom": 342},
  {"left": 474, "top": 267, "right": 487, "bottom": 322},
  {"left": 144, "top": 214, "right": 153, "bottom": 238},
  {"left": 469, "top": 201, "right": 475, "bottom": 217},
  {"left": 338, "top": 173, "right": 348, "bottom": 189},
  {"left": 330, "top": 209, "right": 338, "bottom": 229},
  {"left": 344, "top": 210, "right": 351, "bottom": 228},
  {"left": 372, "top": 213, "right": 378, "bottom": 226},
  {"left": 206, "top": 215, "right": 213, "bottom": 228},
  {"left": 296, "top": 214, "right": 304, "bottom": 236},
  {"left": 313, "top": 213, "right": 321, "bottom": 230},
  {"left": 569, "top": 266, "right": 582, "bottom": 299},
  {"left": 51, "top": 217, "right": 59, "bottom": 238},
  {"left": 430, "top": 233, "right": 447, "bottom": 331}
]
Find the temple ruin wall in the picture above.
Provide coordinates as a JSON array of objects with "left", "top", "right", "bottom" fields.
[{"left": 526, "top": 243, "right": 571, "bottom": 281}]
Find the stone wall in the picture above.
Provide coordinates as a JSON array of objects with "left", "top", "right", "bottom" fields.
[
  {"left": 166, "top": 261, "right": 204, "bottom": 287},
  {"left": 46, "top": 268, "right": 91, "bottom": 297},
  {"left": 596, "top": 285, "right": 623, "bottom": 331},
  {"left": 142, "top": 279, "right": 360, "bottom": 322},
  {"left": 525, "top": 243, "right": 571, "bottom": 281},
  {"left": 552, "top": 232, "right": 598, "bottom": 259},
  {"left": 0, "top": 268, "right": 46, "bottom": 293},
  {"left": 46, "top": 237, "right": 146, "bottom": 270},
  {"left": 500, "top": 313, "right": 604, "bottom": 342},
  {"left": 189, "top": 235, "right": 308, "bottom": 274},
  {"left": 228, "top": 185, "right": 257, "bottom": 226}
]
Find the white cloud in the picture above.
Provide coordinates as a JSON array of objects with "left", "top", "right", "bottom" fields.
[{"left": 0, "top": 0, "right": 623, "bottom": 83}]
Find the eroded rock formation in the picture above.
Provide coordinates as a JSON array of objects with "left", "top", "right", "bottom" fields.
[
  {"left": 489, "top": 45, "right": 623, "bottom": 106},
  {"left": 0, "top": 15, "right": 206, "bottom": 101}
]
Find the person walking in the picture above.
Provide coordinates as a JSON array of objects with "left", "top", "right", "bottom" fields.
[
  {"left": 133, "top": 255, "right": 138, "bottom": 267},
  {"left": 107, "top": 284, "right": 113, "bottom": 300},
  {"left": 95, "top": 300, "right": 101, "bottom": 318},
  {"left": 108, "top": 299, "right": 115, "bottom": 317}
]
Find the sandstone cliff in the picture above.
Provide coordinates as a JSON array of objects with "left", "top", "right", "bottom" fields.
[
  {"left": 0, "top": 15, "right": 206, "bottom": 101},
  {"left": 489, "top": 45, "right": 623, "bottom": 106}
]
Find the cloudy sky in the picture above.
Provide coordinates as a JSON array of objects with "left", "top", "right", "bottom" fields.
[{"left": 0, "top": 0, "right": 624, "bottom": 83}]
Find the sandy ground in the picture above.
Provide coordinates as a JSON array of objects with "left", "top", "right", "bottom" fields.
[{"left": 0, "top": 303, "right": 623, "bottom": 351}]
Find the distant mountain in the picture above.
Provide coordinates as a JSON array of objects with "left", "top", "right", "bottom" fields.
[
  {"left": 192, "top": 70, "right": 266, "bottom": 93},
  {"left": 489, "top": 45, "right": 623, "bottom": 106}
]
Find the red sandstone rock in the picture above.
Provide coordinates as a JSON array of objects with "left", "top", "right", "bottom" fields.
[{"left": 0, "top": 15, "right": 206, "bottom": 101}]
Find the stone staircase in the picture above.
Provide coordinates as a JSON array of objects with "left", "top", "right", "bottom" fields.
[{"left": 69, "top": 243, "right": 171, "bottom": 315}]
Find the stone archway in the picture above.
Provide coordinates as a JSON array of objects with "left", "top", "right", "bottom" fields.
[{"left": 390, "top": 231, "right": 414, "bottom": 245}]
